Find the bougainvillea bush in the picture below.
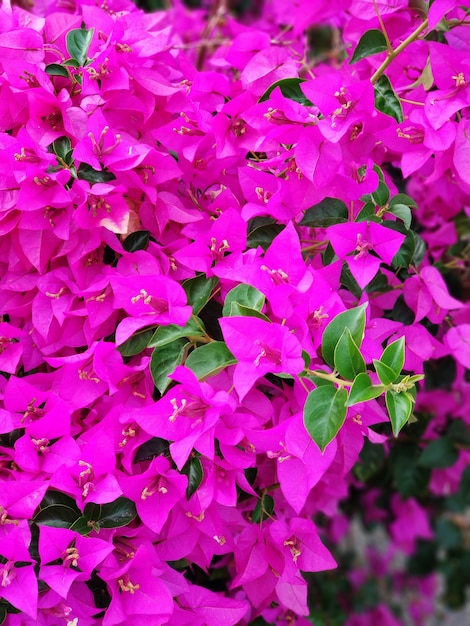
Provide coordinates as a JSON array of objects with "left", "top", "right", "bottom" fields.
[{"left": 0, "top": 0, "right": 469, "bottom": 623}]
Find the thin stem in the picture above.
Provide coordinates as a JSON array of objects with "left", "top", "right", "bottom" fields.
[
  {"left": 301, "top": 242, "right": 328, "bottom": 253},
  {"left": 191, "top": 315, "right": 215, "bottom": 343},
  {"left": 307, "top": 369, "right": 354, "bottom": 389},
  {"left": 371, "top": 19, "right": 429, "bottom": 84},
  {"left": 196, "top": 0, "right": 228, "bottom": 71},
  {"left": 262, "top": 482, "right": 281, "bottom": 494},
  {"left": 297, "top": 375, "right": 311, "bottom": 394},
  {"left": 399, "top": 98, "right": 425, "bottom": 106},
  {"left": 372, "top": 0, "right": 393, "bottom": 53}
]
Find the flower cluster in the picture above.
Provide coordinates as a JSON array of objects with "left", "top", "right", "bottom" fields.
[{"left": 0, "top": 0, "right": 469, "bottom": 624}]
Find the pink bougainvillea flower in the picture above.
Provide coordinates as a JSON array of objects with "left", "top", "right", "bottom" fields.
[
  {"left": 328, "top": 221, "right": 405, "bottom": 288},
  {"left": 111, "top": 273, "right": 191, "bottom": 329},
  {"left": 14, "top": 433, "right": 80, "bottom": 475},
  {"left": 248, "top": 415, "right": 337, "bottom": 514},
  {"left": 16, "top": 167, "right": 70, "bottom": 213},
  {"left": 301, "top": 73, "right": 375, "bottom": 143},
  {"left": 295, "top": 125, "right": 342, "bottom": 189},
  {"left": 100, "top": 542, "right": 174, "bottom": 625},
  {"left": 257, "top": 221, "right": 313, "bottom": 316},
  {"left": 269, "top": 517, "right": 336, "bottom": 613},
  {"left": 73, "top": 109, "right": 129, "bottom": 172},
  {"left": 0, "top": 525, "right": 37, "bottom": 619},
  {"left": 240, "top": 46, "right": 299, "bottom": 97},
  {"left": 50, "top": 427, "right": 122, "bottom": 508},
  {"left": 220, "top": 317, "right": 305, "bottom": 400},
  {"left": 390, "top": 495, "right": 433, "bottom": 555},
  {"left": 0, "top": 322, "right": 23, "bottom": 374},
  {"left": 25, "top": 86, "right": 88, "bottom": 146},
  {"left": 174, "top": 208, "right": 246, "bottom": 274},
  {"left": 0, "top": 28, "right": 44, "bottom": 64},
  {"left": 211, "top": 91, "right": 259, "bottom": 160},
  {"left": 71, "top": 179, "right": 130, "bottom": 235},
  {"left": 119, "top": 456, "right": 187, "bottom": 534},
  {"left": 0, "top": 480, "right": 48, "bottom": 528},
  {"left": 216, "top": 222, "right": 313, "bottom": 318},
  {"left": 444, "top": 323, "right": 470, "bottom": 368},
  {"left": 263, "top": 414, "right": 337, "bottom": 514},
  {"left": 175, "top": 585, "right": 249, "bottom": 626},
  {"left": 38, "top": 526, "right": 114, "bottom": 598},
  {"left": 232, "top": 524, "right": 277, "bottom": 601},
  {"left": 133, "top": 365, "right": 235, "bottom": 469},
  {"left": 404, "top": 265, "right": 462, "bottom": 323}
]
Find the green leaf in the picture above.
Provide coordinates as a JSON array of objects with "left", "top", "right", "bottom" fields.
[
  {"left": 340, "top": 263, "right": 363, "bottom": 299},
  {"left": 446, "top": 467, "right": 470, "bottom": 512},
  {"left": 382, "top": 219, "right": 423, "bottom": 269},
  {"left": 347, "top": 372, "right": 385, "bottom": 406},
  {"left": 302, "top": 350, "right": 311, "bottom": 371},
  {"left": 252, "top": 494, "right": 274, "bottom": 523},
  {"left": 247, "top": 218, "right": 284, "bottom": 251},
  {"left": 84, "top": 497, "right": 137, "bottom": 529},
  {"left": 365, "top": 271, "right": 391, "bottom": 294},
  {"left": 394, "top": 233, "right": 416, "bottom": 267},
  {"left": 62, "top": 57, "right": 80, "bottom": 67},
  {"left": 435, "top": 518, "right": 463, "bottom": 550},
  {"left": 303, "top": 386, "right": 348, "bottom": 452},
  {"left": 133, "top": 437, "right": 170, "bottom": 463},
  {"left": 52, "top": 136, "right": 72, "bottom": 161},
  {"left": 355, "top": 202, "right": 377, "bottom": 222},
  {"left": 66, "top": 26, "right": 94, "bottom": 66},
  {"left": 353, "top": 438, "right": 386, "bottom": 481},
  {"left": 374, "top": 359, "right": 399, "bottom": 385},
  {"left": 45, "top": 63, "right": 69, "bottom": 77},
  {"left": 259, "top": 77, "right": 313, "bottom": 106},
  {"left": 372, "top": 181, "right": 390, "bottom": 206},
  {"left": 418, "top": 437, "right": 458, "bottom": 469},
  {"left": 181, "top": 456, "right": 204, "bottom": 499},
  {"left": 142, "top": 0, "right": 166, "bottom": 8},
  {"left": 117, "top": 327, "right": 155, "bottom": 356},
  {"left": 374, "top": 74, "right": 404, "bottom": 122},
  {"left": 69, "top": 516, "right": 93, "bottom": 536},
  {"left": 305, "top": 372, "right": 336, "bottom": 388},
  {"left": 229, "top": 302, "right": 271, "bottom": 321},
  {"left": 386, "top": 389, "right": 413, "bottom": 435},
  {"left": 34, "top": 490, "right": 81, "bottom": 528},
  {"left": 185, "top": 342, "right": 236, "bottom": 380},
  {"left": 390, "top": 445, "right": 430, "bottom": 497},
  {"left": 222, "top": 284, "right": 265, "bottom": 316},
  {"left": 380, "top": 337, "right": 405, "bottom": 378},
  {"left": 411, "top": 230, "right": 426, "bottom": 266},
  {"left": 77, "top": 162, "right": 116, "bottom": 183},
  {"left": 150, "top": 338, "right": 188, "bottom": 394},
  {"left": 322, "top": 241, "right": 336, "bottom": 265},
  {"left": 299, "top": 197, "right": 348, "bottom": 227},
  {"left": 123, "top": 230, "right": 150, "bottom": 252},
  {"left": 373, "top": 163, "right": 386, "bottom": 183},
  {"left": 333, "top": 328, "right": 366, "bottom": 380},
  {"left": 182, "top": 275, "right": 218, "bottom": 315},
  {"left": 148, "top": 317, "right": 205, "bottom": 349},
  {"left": 387, "top": 204, "right": 412, "bottom": 228},
  {"left": 447, "top": 418, "right": 470, "bottom": 444},
  {"left": 321, "top": 303, "right": 368, "bottom": 368},
  {"left": 389, "top": 193, "right": 417, "bottom": 209},
  {"left": 350, "top": 29, "right": 388, "bottom": 64},
  {"left": 248, "top": 618, "right": 271, "bottom": 626}
]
